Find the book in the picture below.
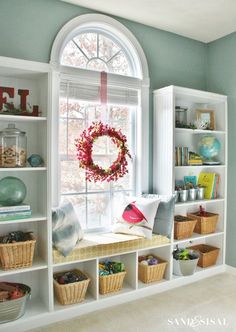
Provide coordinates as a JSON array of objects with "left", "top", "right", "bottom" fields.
[
  {"left": 184, "top": 176, "right": 197, "bottom": 187},
  {"left": 212, "top": 174, "right": 220, "bottom": 199},
  {"left": 0, "top": 204, "right": 31, "bottom": 213},
  {"left": 0, "top": 210, "right": 32, "bottom": 221},
  {"left": 198, "top": 173, "right": 217, "bottom": 199}
]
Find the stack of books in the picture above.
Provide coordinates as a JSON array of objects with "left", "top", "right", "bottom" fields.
[
  {"left": 0, "top": 204, "right": 32, "bottom": 221},
  {"left": 198, "top": 173, "right": 220, "bottom": 199},
  {"left": 175, "top": 147, "right": 189, "bottom": 166},
  {"left": 188, "top": 151, "right": 203, "bottom": 166}
]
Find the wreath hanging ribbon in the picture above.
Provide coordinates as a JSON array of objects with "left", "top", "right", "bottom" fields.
[{"left": 75, "top": 72, "right": 131, "bottom": 182}]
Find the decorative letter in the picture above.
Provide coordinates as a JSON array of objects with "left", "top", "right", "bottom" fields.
[
  {"left": 0, "top": 87, "right": 14, "bottom": 110},
  {"left": 18, "top": 89, "right": 29, "bottom": 111}
]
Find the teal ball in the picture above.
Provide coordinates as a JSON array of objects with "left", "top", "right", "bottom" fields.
[
  {"left": 0, "top": 176, "right": 27, "bottom": 206},
  {"left": 27, "top": 154, "right": 44, "bottom": 167}
]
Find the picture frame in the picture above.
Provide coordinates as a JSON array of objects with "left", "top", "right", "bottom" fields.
[{"left": 195, "top": 109, "right": 215, "bottom": 130}]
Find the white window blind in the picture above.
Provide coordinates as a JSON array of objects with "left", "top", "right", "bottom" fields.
[{"left": 60, "top": 81, "right": 139, "bottom": 106}]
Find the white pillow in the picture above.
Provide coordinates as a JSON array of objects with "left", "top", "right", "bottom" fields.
[{"left": 112, "top": 196, "right": 161, "bottom": 239}]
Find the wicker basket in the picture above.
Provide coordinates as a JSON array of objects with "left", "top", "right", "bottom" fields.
[
  {"left": 0, "top": 235, "right": 36, "bottom": 270},
  {"left": 188, "top": 244, "right": 220, "bottom": 268},
  {"left": 99, "top": 271, "right": 126, "bottom": 295},
  {"left": 138, "top": 255, "right": 167, "bottom": 283},
  {"left": 187, "top": 212, "right": 219, "bottom": 234},
  {"left": 53, "top": 269, "right": 90, "bottom": 305},
  {"left": 174, "top": 216, "right": 197, "bottom": 240}
]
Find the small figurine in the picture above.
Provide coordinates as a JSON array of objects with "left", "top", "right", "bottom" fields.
[{"left": 27, "top": 154, "right": 44, "bottom": 167}]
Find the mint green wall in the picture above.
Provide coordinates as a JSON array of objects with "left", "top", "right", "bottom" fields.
[
  {"left": 0, "top": 0, "right": 207, "bottom": 191},
  {"left": 207, "top": 32, "right": 236, "bottom": 267},
  {"left": 0, "top": 0, "right": 207, "bottom": 90}
]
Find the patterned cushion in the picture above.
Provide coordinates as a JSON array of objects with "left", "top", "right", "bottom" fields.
[
  {"left": 112, "top": 196, "right": 161, "bottom": 239},
  {"left": 52, "top": 201, "right": 83, "bottom": 257}
]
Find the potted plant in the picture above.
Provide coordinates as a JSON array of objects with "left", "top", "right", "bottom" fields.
[{"left": 173, "top": 246, "right": 199, "bottom": 276}]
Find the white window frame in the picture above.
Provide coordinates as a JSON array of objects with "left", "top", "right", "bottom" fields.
[{"left": 50, "top": 14, "right": 150, "bottom": 216}]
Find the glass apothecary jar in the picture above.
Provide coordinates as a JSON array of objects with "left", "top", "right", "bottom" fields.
[
  {"left": 175, "top": 106, "right": 188, "bottom": 127},
  {"left": 0, "top": 124, "right": 27, "bottom": 167}
]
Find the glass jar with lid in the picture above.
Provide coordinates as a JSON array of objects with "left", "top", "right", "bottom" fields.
[{"left": 0, "top": 123, "right": 27, "bottom": 167}]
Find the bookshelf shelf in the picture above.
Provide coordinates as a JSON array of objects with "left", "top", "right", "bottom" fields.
[
  {"left": 0, "top": 167, "right": 47, "bottom": 172},
  {"left": 175, "top": 198, "right": 225, "bottom": 207},
  {"left": 175, "top": 128, "right": 225, "bottom": 134}
]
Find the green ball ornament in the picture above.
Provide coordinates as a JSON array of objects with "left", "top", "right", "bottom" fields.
[{"left": 0, "top": 176, "right": 27, "bottom": 206}]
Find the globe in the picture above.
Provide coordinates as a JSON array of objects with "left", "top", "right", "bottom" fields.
[
  {"left": 0, "top": 176, "right": 27, "bottom": 206},
  {"left": 199, "top": 135, "right": 221, "bottom": 162}
]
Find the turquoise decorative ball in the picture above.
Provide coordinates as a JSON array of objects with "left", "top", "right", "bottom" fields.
[
  {"left": 199, "top": 135, "right": 221, "bottom": 160},
  {"left": 0, "top": 176, "right": 27, "bottom": 206}
]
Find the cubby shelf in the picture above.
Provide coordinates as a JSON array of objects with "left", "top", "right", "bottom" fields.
[
  {"left": 175, "top": 198, "right": 225, "bottom": 207},
  {"left": 175, "top": 165, "right": 225, "bottom": 169},
  {"left": 0, "top": 257, "right": 48, "bottom": 277},
  {"left": 0, "top": 167, "right": 47, "bottom": 172},
  {"left": 175, "top": 128, "right": 225, "bottom": 134},
  {"left": 173, "top": 231, "right": 224, "bottom": 245},
  {"left": 0, "top": 213, "right": 47, "bottom": 225},
  {"left": 0, "top": 115, "right": 47, "bottom": 122}
]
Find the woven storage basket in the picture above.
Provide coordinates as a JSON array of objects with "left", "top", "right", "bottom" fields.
[
  {"left": 99, "top": 271, "right": 126, "bottom": 295},
  {"left": 188, "top": 244, "right": 220, "bottom": 268},
  {"left": 174, "top": 216, "right": 197, "bottom": 240},
  {"left": 0, "top": 235, "right": 36, "bottom": 270},
  {"left": 187, "top": 212, "right": 219, "bottom": 234},
  {"left": 53, "top": 269, "right": 90, "bottom": 305},
  {"left": 138, "top": 255, "right": 168, "bottom": 284}
]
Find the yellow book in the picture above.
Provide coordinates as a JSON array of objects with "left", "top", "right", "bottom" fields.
[{"left": 198, "top": 173, "right": 216, "bottom": 199}]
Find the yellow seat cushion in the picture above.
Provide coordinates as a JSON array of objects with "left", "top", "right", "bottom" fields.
[{"left": 53, "top": 232, "right": 170, "bottom": 264}]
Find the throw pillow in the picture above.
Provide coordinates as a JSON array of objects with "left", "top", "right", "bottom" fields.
[
  {"left": 143, "top": 194, "right": 175, "bottom": 238},
  {"left": 112, "top": 196, "right": 161, "bottom": 239},
  {"left": 52, "top": 201, "right": 83, "bottom": 257}
]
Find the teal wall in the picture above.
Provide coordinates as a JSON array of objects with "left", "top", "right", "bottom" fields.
[
  {"left": 207, "top": 32, "right": 236, "bottom": 267},
  {"left": 0, "top": 0, "right": 207, "bottom": 191},
  {"left": 0, "top": 0, "right": 207, "bottom": 91}
]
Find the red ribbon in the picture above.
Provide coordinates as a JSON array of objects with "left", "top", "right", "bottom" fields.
[{"left": 100, "top": 71, "right": 107, "bottom": 105}]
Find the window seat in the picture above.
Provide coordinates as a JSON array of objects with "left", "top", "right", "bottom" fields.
[{"left": 53, "top": 233, "right": 170, "bottom": 264}]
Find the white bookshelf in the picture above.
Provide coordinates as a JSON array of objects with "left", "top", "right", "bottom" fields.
[
  {"left": 0, "top": 65, "right": 228, "bottom": 332},
  {"left": 153, "top": 85, "right": 227, "bottom": 274},
  {"left": 0, "top": 56, "right": 53, "bottom": 330}
]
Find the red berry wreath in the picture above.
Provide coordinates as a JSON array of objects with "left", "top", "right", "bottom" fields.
[{"left": 75, "top": 121, "right": 131, "bottom": 182}]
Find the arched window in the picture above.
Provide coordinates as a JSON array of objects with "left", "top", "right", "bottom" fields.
[
  {"left": 61, "top": 31, "right": 132, "bottom": 76},
  {"left": 51, "top": 14, "right": 149, "bottom": 231}
]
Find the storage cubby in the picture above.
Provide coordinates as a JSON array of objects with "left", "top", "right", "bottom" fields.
[
  {"left": 53, "top": 260, "right": 97, "bottom": 310},
  {"left": 172, "top": 232, "right": 224, "bottom": 277},
  {"left": 138, "top": 246, "right": 171, "bottom": 288},
  {"left": 0, "top": 269, "right": 50, "bottom": 314},
  {"left": 98, "top": 253, "right": 137, "bottom": 297}
]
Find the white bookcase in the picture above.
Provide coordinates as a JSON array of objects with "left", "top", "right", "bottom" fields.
[
  {"left": 153, "top": 85, "right": 227, "bottom": 276},
  {"left": 0, "top": 62, "right": 228, "bottom": 332},
  {"left": 0, "top": 56, "right": 53, "bottom": 329}
]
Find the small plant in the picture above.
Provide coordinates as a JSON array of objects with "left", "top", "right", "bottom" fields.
[{"left": 173, "top": 246, "right": 199, "bottom": 260}]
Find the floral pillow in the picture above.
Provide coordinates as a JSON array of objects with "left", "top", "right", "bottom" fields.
[{"left": 112, "top": 196, "right": 161, "bottom": 239}]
